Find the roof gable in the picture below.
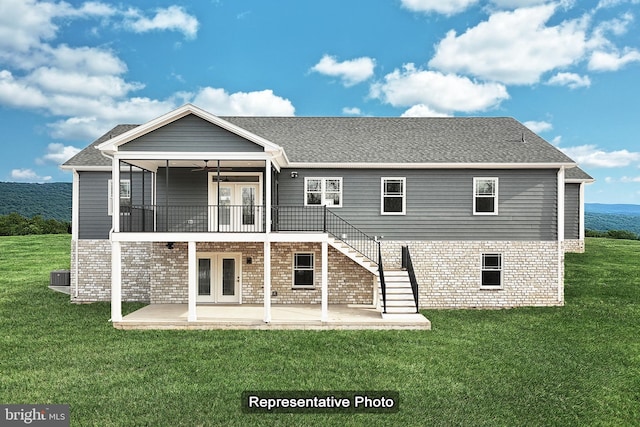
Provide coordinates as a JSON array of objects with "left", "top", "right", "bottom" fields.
[{"left": 97, "top": 104, "right": 283, "bottom": 155}]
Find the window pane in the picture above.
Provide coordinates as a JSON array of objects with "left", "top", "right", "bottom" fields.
[
  {"left": 483, "top": 254, "right": 501, "bottom": 269},
  {"left": 294, "top": 270, "right": 314, "bottom": 286},
  {"left": 384, "top": 197, "right": 403, "bottom": 213},
  {"left": 307, "top": 192, "right": 322, "bottom": 205},
  {"left": 120, "top": 180, "right": 131, "bottom": 199},
  {"left": 222, "top": 258, "right": 235, "bottom": 296},
  {"left": 475, "top": 197, "right": 495, "bottom": 213},
  {"left": 325, "top": 179, "right": 340, "bottom": 192},
  {"left": 326, "top": 192, "right": 341, "bottom": 205},
  {"left": 307, "top": 179, "right": 321, "bottom": 191},
  {"left": 295, "top": 254, "right": 313, "bottom": 268},
  {"left": 482, "top": 270, "right": 501, "bottom": 286},
  {"left": 198, "top": 259, "right": 211, "bottom": 296},
  {"left": 384, "top": 180, "right": 403, "bottom": 195},
  {"left": 476, "top": 179, "right": 495, "bottom": 196}
]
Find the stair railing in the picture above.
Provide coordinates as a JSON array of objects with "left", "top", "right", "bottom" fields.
[
  {"left": 403, "top": 246, "right": 420, "bottom": 313},
  {"left": 378, "top": 241, "right": 387, "bottom": 314}
]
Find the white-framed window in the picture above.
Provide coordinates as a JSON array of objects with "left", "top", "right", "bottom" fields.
[
  {"left": 473, "top": 177, "right": 498, "bottom": 215},
  {"left": 481, "top": 253, "right": 502, "bottom": 288},
  {"left": 293, "top": 253, "right": 315, "bottom": 288},
  {"left": 108, "top": 179, "right": 131, "bottom": 216},
  {"left": 305, "top": 177, "right": 342, "bottom": 207},
  {"left": 381, "top": 177, "right": 406, "bottom": 215}
]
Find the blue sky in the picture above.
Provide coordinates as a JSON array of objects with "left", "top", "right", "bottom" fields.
[{"left": 1, "top": 0, "right": 640, "bottom": 204}]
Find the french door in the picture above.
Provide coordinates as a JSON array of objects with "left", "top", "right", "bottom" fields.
[
  {"left": 197, "top": 253, "right": 241, "bottom": 303},
  {"left": 209, "top": 181, "right": 261, "bottom": 232}
]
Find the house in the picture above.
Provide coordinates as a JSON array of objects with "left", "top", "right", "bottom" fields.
[{"left": 61, "top": 104, "right": 593, "bottom": 326}]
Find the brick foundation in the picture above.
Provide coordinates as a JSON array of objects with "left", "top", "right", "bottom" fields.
[{"left": 381, "top": 240, "right": 563, "bottom": 308}]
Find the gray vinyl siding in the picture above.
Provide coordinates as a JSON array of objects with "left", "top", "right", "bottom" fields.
[
  {"left": 564, "top": 183, "right": 580, "bottom": 239},
  {"left": 78, "top": 172, "right": 111, "bottom": 239},
  {"left": 120, "top": 114, "right": 264, "bottom": 153},
  {"left": 278, "top": 168, "right": 558, "bottom": 241},
  {"left": 77, "top": 171, "right": 151, "bottom": 239}
]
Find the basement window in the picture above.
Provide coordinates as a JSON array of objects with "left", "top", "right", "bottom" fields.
[
  {"left": 293, "top": 253, "right": 315, "bottom": 288},
  {"left": 481, "top": 253, "right": 502, "bottom": 288}
]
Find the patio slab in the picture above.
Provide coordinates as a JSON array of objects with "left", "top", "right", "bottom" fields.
[{"left": 114, "top": 304, "right": 431, "bottom": 330}]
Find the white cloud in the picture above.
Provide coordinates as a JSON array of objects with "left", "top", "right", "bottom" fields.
[
  {"left": 36, "top": 143, "right": 81, "bottom": 165},
  {"left": 311, "top": 55, "right": 376, "bottom": 87},
  {"left": 400, "top": 0, "right": 479, "bottom": 15},
  {"left": 401, "top": 104, "right": 451, "bottom": 117},
  {"left": 588, "top": 49, "right": 640, "bottom": 71},
  {"left": 597, "top": 0, "right": 640, "bottom": 9},
  {"left": 523, "top": 120, "right": 553, "bottom": 133},
  {"left": 192, "top": 88, "right": 295, "bottom": 116},
  {"left": 10, "top": 168, "right": 52, "bottom": 182},
  {"left": 124, "top": 6, "right": 199, "bottom": 39},
  {"left": 561, "top": 144, "right": 640, "bottom": 168},
  {"left": 342, "top": 107, "right": 363, "bottom": 115},
  {"left": 428, "top": 4, "right": 588, "bottom": 84},
  {"left": 27, "top": 67, "right": 143, "bottom": 98},
  {"left": 621, "top": 176, "right": 640, "bottom": 182},
  {"left": 370, "top": 63, "right": 509, "bottom": 114},
  {"left": 547, "top": 72, "right": 591, "bottom": 89},
  {"left": 604, "top": 176, "right": 615, "bottom": 183}
]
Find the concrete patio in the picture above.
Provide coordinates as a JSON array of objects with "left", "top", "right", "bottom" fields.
[{"left": 114, "top": 304, "right": 431, "bottom": 330}]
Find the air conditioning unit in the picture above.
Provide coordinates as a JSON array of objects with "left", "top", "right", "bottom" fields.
[{"left": 50, "top": 270, "right": 71, "bottom": 286}]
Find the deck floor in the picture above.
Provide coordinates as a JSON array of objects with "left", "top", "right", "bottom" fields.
[{"left": 115, "top": 304, "right": 431, "bottom": 330}]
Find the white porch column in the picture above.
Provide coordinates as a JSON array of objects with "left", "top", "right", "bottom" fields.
[
  {"left": 188, "top": 241, "right": 197, "bottom": 322},
  {"left": 111, "top": 241, "right": 122, "bottom": 322},
  {"left": 579, "top": 182, "right": 585, "bottom": 241},
  {"left": 265, "top": 159, "right": 272, "bottom": 232},
  {"left": 557, "top": 167, "right": 565, "bottom": 303},
  {"left": 263, "top": 240, "right": 271, "bottom": 323},
  {"left": 112, "top": 157, "right": 120, "bottom": 232},
  {"left": 321, "top": 240, "right": 328, "bottom": 322}
]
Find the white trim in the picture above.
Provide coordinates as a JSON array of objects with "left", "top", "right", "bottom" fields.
[
  {"left": 381, "top": 177, "right": 406, "bottom": 215},
  {"left": 264, "top": 240, "right": 271, "bottom": 323},
  {"left": 111, "top": 241, "right": 122, "bottom": 322},
  {"left": 112, "top": 157, "right": 120, "bottom": 232},
  {"left": 304, "top": 177, "right": 343, "bottom": 207},
  {"left": 108, "top": 178, "right": 131, "bottom": 216},
  {"left": 579, "top": 182, "right": 585, "bottom": 241},
  {"left": 473, "top": 177, "right": 499, "bottom": 216},
  {"left": 188, "top": 241, "right": 197, "bottom": 321},
  {"left": 195, "top": 252, "right": 242, "bottom": 303},
  {"left": 288, "top": 162, "right": 577, "bottom": 169},
  {"left": 321, "top": 241, "right": 328, "bottom": 322},
  {"left": 265, "top": 159, "right": 272, "bottom": 234},
  {"left": 113, "top": 152, "right": 274, "bottom": 161},
  {"left": 71, "top": 170, "right": 79, "bottom": 240},
  {"left": 111, "top": 232, "right": 268, "bottom": 242},
  {"left": 557, "top": 167, "right": 565, "bottom": 303}
]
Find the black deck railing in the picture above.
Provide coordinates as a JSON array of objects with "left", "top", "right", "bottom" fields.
[
  {"left": 272, "top": 206, "right": 379, "bottom": 264},
  {"left": 121, "top": 205, "right": 265, "bottom": 233}
]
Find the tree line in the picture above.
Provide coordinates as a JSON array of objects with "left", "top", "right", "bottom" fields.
[{"left": 0, "top": 213, "right": 70, "bottom": 236}]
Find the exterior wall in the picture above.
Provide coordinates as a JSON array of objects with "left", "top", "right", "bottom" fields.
[
  {"left": 71, "top": 240, "right": 151, "bottom": 303},
  {"left": 72, "top": 240, "right": 373, "bottom": 305},
  {"left": 381, "top": 240, "right": 562, "bottom": 309},
  {"left": 268, "top": 243, "right": 374, "bottom": 305},
  {"left": 278, "top": 168, "right": 558, "bottom": 241},
  {"left": 564, "top": 183, "right": 580, "bottom": 239},
  {"left": 120, "top": 114, "right": 263, "bottom": 152}
]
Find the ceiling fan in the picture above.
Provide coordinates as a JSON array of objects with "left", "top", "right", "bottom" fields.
[{"left": 191, "top": 160, "right": 227, "bottom": 172}]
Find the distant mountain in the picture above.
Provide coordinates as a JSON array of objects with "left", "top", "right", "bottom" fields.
[
  {"left": 585, "top": 203, "right": 640, "bottom": 215},
  {"left": 585, "top": 203, "right": 640, "bottom": 235},
  {"left": 0, "top": 182, "right": 72, "bottom": 222}
]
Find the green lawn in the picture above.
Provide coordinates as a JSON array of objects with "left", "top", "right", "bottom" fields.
[{"left": 1, "top": 235, "right": 638, "bottom": 426}]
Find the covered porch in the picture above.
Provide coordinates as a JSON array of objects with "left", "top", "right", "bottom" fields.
[{"left": 114, "top": 303, "right": 430, "bottom": 330}]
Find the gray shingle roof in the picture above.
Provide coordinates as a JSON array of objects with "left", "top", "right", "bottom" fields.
[
  {"left": 63, "top": 124, "right": 138, "bottom": 167},
  {"left": 64, "top": 116, "right": 577, "bottom": 167},
  {"left": 224, "top": 116, "right": 575, "bottom": 164},
  {"left": 565, "top": 166, "right": 594, "bottom": 181}
]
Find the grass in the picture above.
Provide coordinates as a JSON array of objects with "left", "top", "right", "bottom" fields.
[{"left": 1, "top": 235, "right": 639, "bottom": 426}]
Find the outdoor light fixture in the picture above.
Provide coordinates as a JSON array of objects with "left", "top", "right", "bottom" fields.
[
  {"left": 290, "top": 171, "right": 298, "bottom": 178},
  {"left": 166, "top": 242, "right": 174, "bottom": 250}
]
